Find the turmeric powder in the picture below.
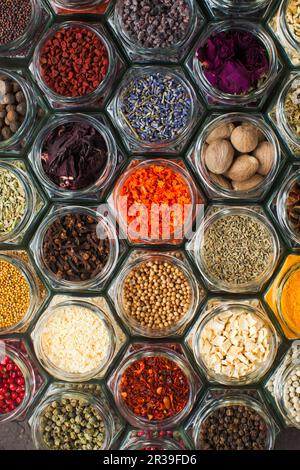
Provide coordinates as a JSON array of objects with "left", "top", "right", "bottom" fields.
[{"left": 280, "top": 267, "right": 300, "bottom": 335}]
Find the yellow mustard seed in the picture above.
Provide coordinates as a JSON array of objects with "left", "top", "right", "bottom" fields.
[{"left": 0, "top": 259, "right": 30, "bottom": 329}]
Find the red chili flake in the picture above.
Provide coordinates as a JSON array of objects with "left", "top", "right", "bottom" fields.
[
  {"left": 0, "top": 356, "right": 26, "bottom": 415},
  {"left": 39, "top": 26, "right": 109, "bottom": 97},
  {"left": 119, "top": 356, "right": 190, "bottom": 422}
]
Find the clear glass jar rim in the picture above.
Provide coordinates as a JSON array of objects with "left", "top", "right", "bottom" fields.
[
  {"left": 277, "top": 74, "right": 300, "bottom": 145},
  {"left": 53, "top": 0, "right": 104, "bottom": 8},
  {"left": 193, "top": 303, "right": 278, "bottom": 385},
  {"left": 275, "top": 359, "right": 300, "bottom": 428},
  {"left": 277, "top": 262, "right": 300, "bottom": 337},
  {"left": 122, "top": 436, "right": 183, "bottom": 450},
  {"left": 280, "top": 0, "right": 300, "bottom": 51},
  {"left": 32, "top": 299, "right": 116, "bottom": 381},
  {"left": 32, "top": 113, "right": 117, "bottom": 198},
  {"left": 276, "top": 169, "right": 300, "bottom": 245}
]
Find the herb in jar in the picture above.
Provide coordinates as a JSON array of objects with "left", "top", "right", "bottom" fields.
[
  {"left": 0, "top": 167, "right": 26, "bottom": 237},
  {"left": 119, "top": 356, "right": 190, "bottom": 421},
  {"left": 39, "top": 397, "right": 106, "bottom": 450},
  {"left": 122, "top": 260, "right": 192, "bottom": 331},
  {"left": 284, "top": 78, "right": 300, "bottom": 138},
  {"left": 202, "top": 213, "right": 274, "bottom": 286},
  {"left": 286, "top": 0, "right": 300, "bottom": 43}
]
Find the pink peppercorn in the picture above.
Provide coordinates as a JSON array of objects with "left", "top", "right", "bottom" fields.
[
  {"left": 0, "top": 356, "right": 26, "bottom": 415},
  {"left": 39, "top": 26, "right": 109, "bottom": 97}
]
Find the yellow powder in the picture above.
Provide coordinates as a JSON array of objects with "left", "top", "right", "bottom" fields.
[{"left": 281, "top": 268, "right": 300, "bottom": 334}]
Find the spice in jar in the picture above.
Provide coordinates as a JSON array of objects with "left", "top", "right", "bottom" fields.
[
  {"left": 118, "top": 0, "right": 191, "bottom": 49},
  {"left": 0, "top": 167, "right": 26, "bottom": 237},
  {"left": 122, "top": 260, "right": 192, "bottom": 331},
  {"left": 198, "top": 309, "right": 273, "bottom": 380},
  {"left": 39, "top": 397, "right": 106, "bottom": 450},
  {"left": 39, "top": 304, "right": 111, "bottom": 375},
  {"left": 0, "top": 259, "right": 30, "bottom": 329},
  {"left": 120, "top": 72, "right": 192, "bottom": 143},
  {"left": 283, "top": 364, "right": 300, "bottom": 425},
  {"left": 41, "top": 122, "right": 108, "bottom": 191},
  {"left": 0, "top": 355, "right": 26, "bottom": 415},
  {"left": 0, "top": 0, "right": 32, "bottom": 45},
  {"left": 198, "top": 404, "right": 269, "bottom": 450},
  {"left": 280, "top": 266, "right": 300, "bottom": 334},
  {"left": 286, "top": 177, "right": 300, "bottom": 235},
  {"left": 0, "top": 75, "right": 27, "bottom": 142},
  {"left": 119, "top": 163, "right": 192, "bottom": 240},
  {"left": 203, "top": 121, "right": 275, "bottom": 192},
  {"left": 196, "top": 30, "right": 269, "bottom": 95},
  {"left": 202, "top": 213, "right": 274, "bottom": 286},
  {"left": 39, "top": 26, "right": 109, "bottom": 97},
  {"left": 42, "top": 213, "right": 110, "bottom": 283},
  {"left": 119, "top": 356, "right": 190, "bottom": 421},
  {"left": 286, "top": 0, "right": 300, "bottom": 43},
  {"left": 284, "top": 78, "right": 300, "bottom": 138}
]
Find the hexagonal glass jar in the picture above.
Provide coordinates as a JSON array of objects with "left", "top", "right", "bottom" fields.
[
  {"left": 30, "top": 205, "right": 121, "bottom": 292},
  {"left": 187, "top": 112, "right": 281, "bottom": 201},
  {"left": 186, "top": 205, "right": 280, "bottom": 293},
  {"left": 108, "top": 0, "right": 204, "bottom": 63},
  {"left": 185, "top": 389, "right": 278, "bottom": 450},
  {"left": 0, "top": 338, "right": 46, "bottom": 423},
  {"left": 109, "top": 158, "right": 204, "bottom": 246},
  {"left": 31, "top": 294, "right": 127, "bottom": 382},
  {"left": 186, "top": 299, "right": 279, "bottom": 386},
  {"left": 269, "top": 0, "right": 300, "bottom": 67},
  {"left": 268, "top": 73, "right": 300, "bottom": 158},
  {"left": 49, "top": 0, "right": 111, "bottom": 15},
  {"left": 108, "top": 343, "right": 201, "bottom": 430},
  {"left": 29, "top": 382, "right": 124, "bottom": 450},
  {"left": 205, "top": 0, "right": 273, "bottom": 18},
  {"left": 106, "top": 66, "right": 201, "bottom": 154},
  {"left": 120, "top": 429, "right": 189, "bottom": 450},
  {"left": 0, "top": 69, "right": 45, "bottom": 155},
  {"left": 0, "top": 0, "right": 51, "bottom": 59},
  {"left": 31, "top": 21, "right": 124, "bottom": 110},
  {"left": 265, "top": 254, "right": 300, "bottom": 340},
  {"left": 108, "top": 250, "right": 205, "bottom": 338},
  {"left": 265, "top": 341, "right": 300, "bottom": 428},
  {"left": 29, "top": 113, "right": 125, "bottom": 201},
  {"left": 186, "top": 20, "right": 278, "bottom": 109},
  {"left": 0, "top": 251, "right": 49, "bottom": 335},
  {"left": 0, "top": 160, "right": 46, "bottom": 245}
]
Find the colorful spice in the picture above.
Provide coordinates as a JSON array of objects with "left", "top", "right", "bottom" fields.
[
  {"left": 0, "top": 0, "right": 32, "bottom": 45},
  {"left": 0, "top": 167, "right": 26, "bottom": 237},
  {"left": 0, "top": 355, "right": 26, "bottom": 415},
  {"left": 119, "top": 0, "right": 191, "bottom": 48},
  {"left": 283, "top": 364, "right": 300, "bottom": 425},
  {"left": 203, "top": 121, "right": 274, "bottom": 192},
  {"left": 284, "top": 78, "right": 300, "bottom": 138},
  {"left": 120, "top": 72, "right": 192, "bottom": 143},
  {"left": 119, "top": 356, "right": 190, "bottom": 421},
  {"left": 119, "top": 163, "right": 191, "bottom": 240},
  {"left": 202, "top": 213, "right": 274, "bottom": 286},
  {"left": 0, "top": 75, "right": 27, "bottom": 141},
  {"left": 39, "top": 304, "right": 111, "bottom": 375},
  {"left": 198, "top": 309, "right": 273, "bottom": 380},
  {"left": 39, "top": 26, "right": 109, "bottom": 97},
  {"left": 42, "top": 213, "right": 110, "bottom": 283},
  {"left": 286, "top": 0, "right": 300, "bottom": 43},
  {"left": 122, "top": 260, "right": 192, "bottom": 331},
  {"left": 39, "top": 397, "right": 106, "bottom": 450},
  {"left": 286, "top": 178, "right": 300, "bottom": 234},
  {"left": 196, "top": 30, "right": 269, "bottom": 95},
  {"left": 198, "top": 404, "right": 268, "bottom": 450},
  {"left": 280, "top": 266, "right": 300, "bottom": 334},
  {"left": 0, "top": 259, "right": 30, "bottom": 329},
  {"left": 41, "top": 122, "right": 108, "bottom": 191}
]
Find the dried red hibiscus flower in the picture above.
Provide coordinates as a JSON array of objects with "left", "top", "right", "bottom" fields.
[{"left": 196, "top": 30, "right": 269, "bottom": 95}]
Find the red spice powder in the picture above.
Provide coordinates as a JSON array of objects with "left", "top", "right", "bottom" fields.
[
  {"left": 119, "top": 356, "right": 190, "bottom": 421},
  {"left": 39, "top": 26, "right": 109, "bottom": 97},
  {"left": 119, "top": 164, "right": 192, "bottom": 239}
]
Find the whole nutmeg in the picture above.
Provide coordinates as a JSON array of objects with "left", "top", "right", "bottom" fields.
[
  {"left": 231, "top": 125, "right": 258, "bottom": 153},
  {"left": 232, "top": 174, "right": 264, "bottom": 191},
  {"left": 208, "top": 172, "right": 232, "bottom": 190},
  {"left": 253, "top": 141, "right": 274, "bottom": 176},
  {"left": 204, "top": 139, "right": 234, "bottom": 175},
  {"left": 226, "top": 155, "right": 259, "bottom": 182},
  {"left": 206, "top": 123, "right": 235, "bottom": 144},
  {"left": 241, "top": 122, "right": 265, "bottom": 143}
]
